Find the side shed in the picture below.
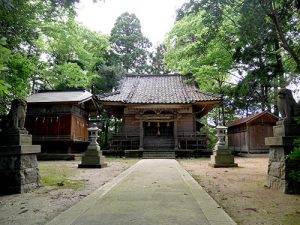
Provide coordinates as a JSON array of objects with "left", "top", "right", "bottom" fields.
[
  {"left": 227, "top": 111, "right": 278, "bottom": 154},
  {"left": 25, "top": 90, "right": 97, "bottom": 155}
]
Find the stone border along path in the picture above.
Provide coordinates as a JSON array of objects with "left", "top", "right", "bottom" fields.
[{"left": 46, "top": 159, "right": 236, "bottom": 225}]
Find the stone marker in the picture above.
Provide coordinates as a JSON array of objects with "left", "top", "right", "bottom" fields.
[
  {"left": 0, "top": 99, "right": 41, "bottom": 194},
  {"left": 265, "top": 88, "right": 300, "bottom": 193},
  {"left": 210, "top": 125, "right": 238, "bottom": 168},
  {"left": 78, "top": 124, "right": 106, "bottom": 168}
]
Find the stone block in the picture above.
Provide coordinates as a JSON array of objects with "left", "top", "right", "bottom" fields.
[
  {"left": 0, "top": 133, "right": 32, "bottom": 146},
  {"left": 20, "top": 155, "right": 38, "bottom": 169},
  {"left": 209, "top": 154, "right": 238, "bottom": 168},
  {"left": 23, "top": 168, "right": 40, "bottom": 185},
  {"left": 268, "top": 162, "right": 283, "bottom": 178},
  {"left": 273, "top": 124, "right": 300, "bottom": 137},
  {"left": 265, "top": 136, "right": 297, "bottom": 147},
  {"left": 267, "top": 176, "right": 288, "bottom": 193}
]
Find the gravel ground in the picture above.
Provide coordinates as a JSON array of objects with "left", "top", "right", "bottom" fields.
[
  {"left": 1, "top": 156, "right": 300, "bottom": 225},
  {"left": 0, "top": 158, "right": 137, "bottom": 225},
  {"left": 179, "top": 156, "right": 300, "bottom": 225}
]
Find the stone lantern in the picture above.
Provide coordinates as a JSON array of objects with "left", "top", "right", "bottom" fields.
[
  {"left": 78, "top": 123, "right": 106, "bottom": 168},
  {"left": 209, "top": 125, "right": 238, "bottom": 168},
  {"left": 215, "top": 125, "right": 227, "bottom": 148}
]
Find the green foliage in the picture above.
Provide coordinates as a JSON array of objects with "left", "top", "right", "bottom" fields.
[
  {"left": 149, "top": 44, "right": 169, "bottom": 74},
  {"left": 286, "top": 118, "right": 300, "bottom": 183},
  {"left": 0, "top": 44, "right": 34, "bottom": 113},
  {"left": 46, "top": 63, "right": 90, "bottom": 90},
  {"left": 110, "top": 12, "right": 152, "bottom": 74}
]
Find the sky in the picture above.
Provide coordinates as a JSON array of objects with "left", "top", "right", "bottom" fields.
[{"left": 75, "top": 0, "right": 187, "bottom": 46}]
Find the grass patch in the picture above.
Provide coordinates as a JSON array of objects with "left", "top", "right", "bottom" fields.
[{"left": 40, "top": 166, "right": 86, "bottom": 190}]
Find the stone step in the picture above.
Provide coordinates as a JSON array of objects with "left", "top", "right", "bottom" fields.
[{"left": 142, "top": 151, "right": 176, "bottom": 159}]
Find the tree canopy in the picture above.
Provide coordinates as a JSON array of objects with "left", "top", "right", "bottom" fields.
[
  {"left": 165, "top": 0, "right": 300, "bottom": 123},
  {"left": 110, "top": 12, "right": 152, "bottom": 74}
]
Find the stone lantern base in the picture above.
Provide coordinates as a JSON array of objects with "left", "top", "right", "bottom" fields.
[
  {"left": 209, "top": 146, "right": 238, "bottom": 168},
  {"left": 209, "top": 153, "right": 238, "bottom": 168},
  {"left": 78, "top": 145, "right": 106, "bottom": 168}
]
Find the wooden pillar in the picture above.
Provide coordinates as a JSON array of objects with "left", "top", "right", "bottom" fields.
[
  {"left": 139, "top": 120, "right": 144, "bottom": 150},
  {"left": 174, "top": 120, "right": 178, "bottom": 150}
]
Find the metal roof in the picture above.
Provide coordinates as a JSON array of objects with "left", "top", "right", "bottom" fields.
[
  {"left": 27, "top": 90, "right": 93, "bottom": 104},
  {"left": 98, "top": 74, "right": 220, "bottom": 104}
]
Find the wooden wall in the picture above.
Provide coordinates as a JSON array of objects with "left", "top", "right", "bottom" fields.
[
  {"left": 228, "top": 117, "right": 276, "bottom": 153},
  {"left": 228, "top": 130, "right": 248, "bottom": 152},
  {"left": 123, "top": 114, "right": 139, "bottom": 136},
  {"left": 177, "top": 114, "right": 194, "bottom": 133},
  {"left": 248, "top": 124, "right": 273, "bottom": 152},
  {"left": 26, "top": 114, "right": 72, "bottom": 137},
  {"left": 71, "top": 114, "right": 89, "bottom": 142}
]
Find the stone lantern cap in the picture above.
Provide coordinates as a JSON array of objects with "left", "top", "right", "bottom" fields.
[{"left": 215, "top": 125, "right": 227, "bottom": 131}]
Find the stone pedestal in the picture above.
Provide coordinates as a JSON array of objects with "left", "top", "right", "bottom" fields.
[
  {"left": 78, "top": 125, "right": 106, "bottom": 168},
  {"left": 265, "top": 120, "right": 300, "bottom": 193},
  {"left": 209, "top": 126, "right": 238, "bottom": 168},
  {"left": 0, "top": 130, "right": 41, "bottom": 194}
]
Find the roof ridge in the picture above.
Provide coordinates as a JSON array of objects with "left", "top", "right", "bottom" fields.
[
  {"left": 227, "top": 111, "right": 278, "bottom": 127},
  {"left": 125, "top": 73, "right": 180, "bottom": 77}
]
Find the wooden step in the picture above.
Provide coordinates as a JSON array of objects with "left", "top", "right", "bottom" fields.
[{"left": 142, "top": 151, "right": 176, "bottom": 159}]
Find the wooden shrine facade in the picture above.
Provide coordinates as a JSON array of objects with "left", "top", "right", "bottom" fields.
[
  {"left": 25, "top": 90, "right": 97, "bottom": 156},
  {"left": 97, "top": 74, "right": 221, "bottom": 157}
]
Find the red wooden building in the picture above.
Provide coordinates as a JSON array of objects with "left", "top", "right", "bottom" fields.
[
  {"left": 96, "top": 74, "right": 221, "bottom": 158},
  {"left": 25, "top": 90, "right": 97, "bottom": 156},
  {"left": 227, "top": 111, "right": 278, "bottom": 154}
]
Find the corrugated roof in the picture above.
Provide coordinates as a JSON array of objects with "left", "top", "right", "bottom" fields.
[
  {"left": 227, "top": 111, "right": 279, "bottom": 127},
  {"left": 27, "top": 90, "right": 93, "bottom": 103},
  {"left": 98, "top": 74, "right": 220, "bottom": 104}
]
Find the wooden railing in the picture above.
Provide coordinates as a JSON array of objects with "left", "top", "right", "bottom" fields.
[{"left": 109, "top": 132, "right": 208, "bottom": 151}]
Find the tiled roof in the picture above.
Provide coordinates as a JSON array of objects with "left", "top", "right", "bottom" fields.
[
  {"left": 98, "top": 74, "right": 221, "bottom": 104},
  {"left": 27, "top": 90, "right": 93, "bottom": 103},
  {"left": 227, "top": 111, "right": 279, "bottom": 127}
]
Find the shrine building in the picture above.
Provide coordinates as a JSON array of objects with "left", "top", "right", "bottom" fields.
[
  {"left": 96, "top": 74, "right": 221, "bottom": 158},
  {"left": 25, "top": 90, "right": 98, "bottom": 159}
]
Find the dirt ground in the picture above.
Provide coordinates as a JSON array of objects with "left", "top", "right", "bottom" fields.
[
  {"left": 179, "top": 156, "right": 300, "bottom": 225},
  {"left": 0, "top": 156, "right": 299, "bottom": 225}
]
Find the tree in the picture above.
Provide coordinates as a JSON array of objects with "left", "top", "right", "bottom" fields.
[
  {"left": 165, "top": 11, "right": 234, "bottom": 124},
  {"left": 37, "top": 17, "right": 109, "bottom": 90},
  {"left": 110, "top": 12, "right": 152, "bottom": 74},
  {"left": 0, "top": 0, "right": 79, "bottom": 113},
  {"left": 258, "top": 0, "right": 300, "bottom": 72},
  {"left": 149, "top": 44, "right": 169, "bottom": 74}
]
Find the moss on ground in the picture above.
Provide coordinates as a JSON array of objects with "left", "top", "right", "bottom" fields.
[{"left": 40, "top": 166, "right": 86, "bottom": 190}]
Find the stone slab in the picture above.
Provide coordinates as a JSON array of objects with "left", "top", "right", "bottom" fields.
[
  {"left": 0, "top": 145, "right": 41, "bottom": 155},
  {"left": 0, "top": 133, "right": 32, "bottom": 145},
  {"left": 265, "top": 136, "right": 298, "bottom": 147},
  {"left": 273, "top": 124, "right": 300, "bottom": 137},
  {"left": 47, "top": 159, "right": 236, "bottom": 225}
]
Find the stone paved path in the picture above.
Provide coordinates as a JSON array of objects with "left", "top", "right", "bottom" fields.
[{"left": 47, "top": 159, "right": 236, "bottom": 225}]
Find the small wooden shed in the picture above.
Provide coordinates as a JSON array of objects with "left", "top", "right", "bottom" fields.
[
  {"left": 25, "top": 90, "right": 97, "bottom": 155},
  {"left": 227, "top": 111, "right": 278, "bottom": 154}
]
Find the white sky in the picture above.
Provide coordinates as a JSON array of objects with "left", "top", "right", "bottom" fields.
[{"left": 75, "top": 0, "right": 187, "bottom": 46}]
